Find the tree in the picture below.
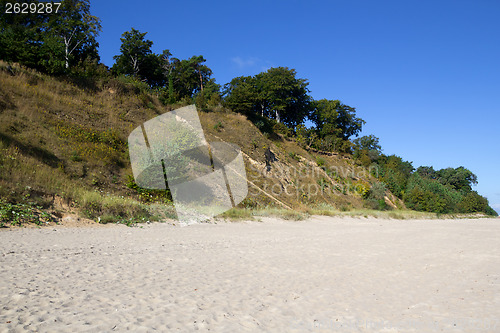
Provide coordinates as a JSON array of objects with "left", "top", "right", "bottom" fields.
[
  {"left": 416, "top": 166, "right": 437, "bottom": 179},
  {"left": 256, "top": 67, "right": 311, "bottom": 127},
  {"left": 47, "top": 0, "right": 101, "bottom": 69},
  {"left": 436, "top": 167, "right": 478, "bottom": 193},
  {"left": 158, "top": 49, "right": 175, "bottom": 102},
  {"left": 311, "top": 99, "right": 365, "bottom": 141},
  {"left": 0, "top": 0, "right": 100, "bottom": 73},
  {"left": 0, "top": 1, "right": 44, "bottom": 67},
  {"left": 223, "top": 67, "right": 312, "bottom": 127},
  {"left": 353, "top": 135, "right": 381, "bottom": 154},
  {"left": 112, "top": 28, "right": 153, "bottom": 79},
  {"left": 195, "top": 78, "right": 222, "bottom": 110},
  {"left": 223, "top": 75, "right": 259, "bottom": 115},
  {"left": 377, "top": 154, "right": 414, "bottom": 198},
  {"left": 353, "top": 135, "right": 382, "bottom": 165},
  {"left": 170, "top": 55, "right": 213, "bottom": 100},
  {"left": 458, "top": 191, "right": 489, "bottom": 213}
]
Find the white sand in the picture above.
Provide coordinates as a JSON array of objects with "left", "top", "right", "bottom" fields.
[{"left": 1, "top": 216, "right": 499, "bottom": 332}]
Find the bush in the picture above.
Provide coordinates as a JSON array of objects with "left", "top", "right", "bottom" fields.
[
  {"left": 316, "top": 156, "right": 326, "bottom": 167},
  {"left": 363, "top": 181, "right": 388, "bottom": 210},
  {"left": 457, "top": 191, "right": 489, "bottom": 214},
  {"left": 364, "top": 198, "right": 387, "bottom": 211},
  {"left": 273, "top": 122, "right": 292, "bottom": 137},
  {"left": 213, "top": 121, "right": 223, "bottom": 131},
  {"left": 106, "top": 75, "right": 150, "bottom": 95},
  {"left": 77, "top": 190, "right": 152, "bottom": 222},
  {"left": 0, "top": 199, "right": 52, "bottom": 227},
  {"left": 485, "top": 206, "right": 499, "bottom": 217},
  {"left": 403, "top": 173, "right": 461, "bottom": 213}
]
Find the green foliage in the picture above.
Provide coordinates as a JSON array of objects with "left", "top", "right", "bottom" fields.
[
  {"left": 224, "top": 67, "right": 312, "bottom": 127},
  {"left": 0, "top": 0, "right": 101, "bottom": 73},
  {"left": 0, "top": 199, "right": 52, "bottom": 227},
  {"left": 353, "top": 135, "right": 382, "bottom": 166},
  {"left": 436, "top": 167, "right": 478, "bottom": 193},
  {"left": 112, "top": 28, "right": 154, "bottom": 79},
  {"left": 417, "top": 166, "right": 478, "bottom": 194},
  {"left": 485, "top": 206, "right": 499, "bottom": 217},
  {"left": 70, "top": 151, "right": 82, "bottom": 162},
  {"left": 171, "top": 55, "right": 213, "bottom": 100},
  {"left": 353, "top": 135, "right": 382, "bottom": 152},
  {"left": 114, "top": 74, "right": 151, "bottom": 94},
  {"left": 213, "top": 121, "right": 223, "bottom": 131},
  {"left": 257, "top": 67, "right": 312, "bottom": 127},
  {"left": 377, "top": 155, "right": 414, "bottom": 198},
  {"left": 457, "top": 191, "right": 489, "bottom": 214},
  {"left": 368, "top": 182, "right": 386, "bottom": 200},
  {"left": 311, "top": 99, "right": 365, "bottom": 141},
  {"left": 48, "top": 0, "right": 102, "bottom": 69},
  {"left": 56, "top": 123, "right": 124, "bottom": 150},
  {"left": 195, "top": 78, "right": 222, "bottom": 111},
  {"left": 125, "top": 175, "right": 172, "bottom": 203},
  {"left": 403, "top": 173, "right": 462, "bottom": 213},
  {"left": 363, "top": 181, "right": 388, "bottom": 210},
  {"left": 76, "top": 189, "right": 154, "bottom": 222},
  {"left": 273, "top": 121, "right": 292, "bottom": 137},
  {"left": 315, "top": 156, "right": 326, "bottom": 167},
  {"left": 223, "top": 75, "right": 258, "bottom": 115}
]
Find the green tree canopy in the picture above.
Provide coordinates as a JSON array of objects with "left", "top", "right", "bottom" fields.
[
  {"left": 436, "top": 167, "right": 478, "bottom": 193},
  {"left": 416, "top": 166, "right": 437, "bottom": 179},
  {"left": 224, "top": 67, "right": 312, "bottom": 127},
  {"left": 255, "top": 67, "right": 312, "bottom": 127},
  {"left": 112, "top": 28, "right": 154, "bottom": 79},
  {"left": 353, "top": 135, "right": 382, "bottom": 165},
  {"left": 353, "top": 135, "right": 381, "bottom": 152},
  {"left": 310, "top": 99, "right": 365, "bottom": 140},
  {"left": 47, "top": 0, "right": 101, "bottom": 69},
  {"left": 0, "top": 0, "right": 101, "bottom": 73},
  {"left": 223, "top": 75, "right": 259, "bottom": 115},
  {"left": 377, "top": 154, "right": 414, "bottom": 198},
  {"left": 170, "top": 55, "right": 213, "bottom": 100}
]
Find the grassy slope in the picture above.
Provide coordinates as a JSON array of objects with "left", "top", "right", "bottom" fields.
[{"left": 0, "top": 62, "right": 412, "bottom": 226}]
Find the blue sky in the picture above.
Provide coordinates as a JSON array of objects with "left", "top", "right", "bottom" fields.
[{"left": 92, "top": 0, "right": 500, "bottom": 213}]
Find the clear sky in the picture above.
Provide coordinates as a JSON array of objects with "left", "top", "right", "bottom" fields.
[{"left": 91, "top": 0, "right": 500, "bottom": 213}]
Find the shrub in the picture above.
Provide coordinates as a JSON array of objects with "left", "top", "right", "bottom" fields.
[
  {"left": 0, "top": 199, "right": 52, "bottom": 226},
  {"left": 316, "top": 156, "right": 326, "bottom": 167},
  {"left": 273, "top": 122, "right": 292, "bottom": 137},
  {"left": 213, "top": 121, "right": 223, "bottom": 131},
  {"left": 368, "top": 181, "right": 386, "bottom": 200},
  {"left": 403, "top": 173, "right": 461, "bottom": 213},
  {"left": 457, "top": 191, "right": 489, "bottom": 214},
  {"left": 363, "top": 181, "right": 388, "bottom": 210},
  {"left": 76, "top": 190, "right": 152, "bottom": 222}
]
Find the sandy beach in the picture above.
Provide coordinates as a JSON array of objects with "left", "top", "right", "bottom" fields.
[{"left": 1, "top": 216, "right": 499, "bottom": 332}]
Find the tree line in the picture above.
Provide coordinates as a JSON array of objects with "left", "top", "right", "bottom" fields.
[
  {"left": 1, "top": 1, "right": 366, "bottom": 143},
  {"left": 353, "top": 139, "right": 497, "bottom": 215},
  {"left": 0, "top": 0, "right": 496, "bottom": 216}
]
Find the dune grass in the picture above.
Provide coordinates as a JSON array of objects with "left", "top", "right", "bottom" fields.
[{"left": 218, "top": 204, "right": 492, "bottom": 222}]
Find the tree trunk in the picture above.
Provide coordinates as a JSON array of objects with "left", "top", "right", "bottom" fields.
[
  {"left": 64, "top": 37, "right": 69, "bottom": 69},
  {"left": 168, "top": 76, "right": 174, "bottom": 104},
  {"left": 275, "top": 109, "right": 280, "bottom": 123},
  {"left": 131, "top": 55, "right": 139, "bottom": 76},
  {"left": 199, "top": 70, "right": 204, "bottom": 91}
]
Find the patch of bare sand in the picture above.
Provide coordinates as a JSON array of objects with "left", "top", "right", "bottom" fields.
[{"left": 1, "top": 217, "right": 499, "bottom": 332}]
